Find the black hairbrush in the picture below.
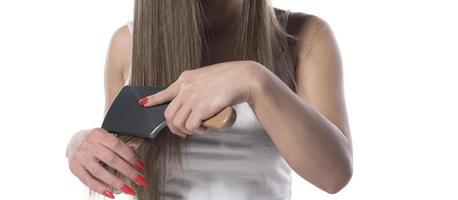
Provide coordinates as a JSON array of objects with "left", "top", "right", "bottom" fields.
[{"left": 101, "top": 86, "right": 236, "bottom": 139}]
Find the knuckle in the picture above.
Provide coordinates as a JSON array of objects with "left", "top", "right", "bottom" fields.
[
  {"left": 111, "top": 138, "right": 123, "bottom": 149},
  {"left": 185, "top": 116, "right": 195, "bottom": 128},
  {"left": 180, "top": 70, "right": 192, "bottom": 80},
  {"left": 124, "top": 151, "right": 137, "bottom": 164},
  {"left": 167, "top": 124, "right": 179, "bottom": 135},
  {"left": 180, "top": 79, "right": 189, "bottom": 86},
  {"left": 164, "top": 109, "right": 173, "bottom": 121},
  {"left": 110, "top": 178, "right": 123, "bottom": 190},
  {"left": 92, "top": 165, "right": 103, "bottom": 177},
  {"left": 104, "top": 152, "right": 118, "bottom": 164},
  {"left": 166, "top": 123, "right": 175, "bottom": 132},
  {"left": 180, "top": 80, "right": 193, "bottom": 92},
  {"left": 74, "top": 153, "right": 86, "bottom": 164},
  {"left": 85, "top": 163, "right": 97, "bottom": 176},
  {"left": 91, "top": 127, "right": 103, "bottom": 133},
  {"left": 88, "top": 128, "right": 103, "bottom": 138},
  {"left": 185, "top": 121, "right": 197, "bottom": 132},
  {"left": 115, "top": 161, "right": 130, "bottom": 175},
  {"left": 173, "top": 118, "right": 182, "bottom": 128},
  {"left": 124, "top": 166, "right": 137, "bottom": 179},
  {"left": 78, "top": 139, "right": 91, "bottom": 151}
]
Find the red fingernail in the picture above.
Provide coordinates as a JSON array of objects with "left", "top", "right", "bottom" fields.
[
  {"left": 138, "top": 98, "right": 148, "bottom": 106},
  {"left": 135, "top": 175, "right": 149, "bottom": 187},
  {"left": 136, "top": 160, "right": 145, "bottom": 171},
  {"left": 179, "top": 134, "right": 187, "bottom": 139},
  {"left": 121, "top": 184, "right": 136, "bottom": 195},
  {"left": 102, "top": 190, "right": 115, "bottom": 199}
]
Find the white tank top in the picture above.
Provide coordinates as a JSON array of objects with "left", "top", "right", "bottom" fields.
[{"left": 125, "top": 13, "right": 293, "bottom": 199}]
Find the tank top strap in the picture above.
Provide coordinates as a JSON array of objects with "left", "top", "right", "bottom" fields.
[
  {"left": 274, "top": 9, "right": 297, "bottom": 92},
  {"left": 282, "top": 10, "right": 291, "bottom": 30}
]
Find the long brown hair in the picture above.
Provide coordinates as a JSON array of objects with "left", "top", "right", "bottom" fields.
[{"left": 117, "top": 1, "right": 297, "bottom": 200}]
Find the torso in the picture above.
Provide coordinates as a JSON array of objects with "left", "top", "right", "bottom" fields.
[{"left": 122, "top": 8, "right": 311, "bottom": 199}]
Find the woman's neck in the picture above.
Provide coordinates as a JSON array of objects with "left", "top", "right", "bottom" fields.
[{"left": 202, "top": 0, "right": 242, "bottom": 33}]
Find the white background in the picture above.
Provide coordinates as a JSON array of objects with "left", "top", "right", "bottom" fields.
[{"left": 0, "top": 0, "right": 457, "bottom": 199}]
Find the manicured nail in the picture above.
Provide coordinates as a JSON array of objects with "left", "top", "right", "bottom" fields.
[
  {"left": 135, "top": 160, "right": 145, "bottom": 171},
  {"left": 121, "top": 184, "right": 136, "bottom": 195},
  {"left": 102, "top": 190, "right": 115, "bottom": 199},
  {"left": 179, "top": 134, "right": 187, "bottom": 139},
  {"left": 135, "top": 175, "right": 149, "bottom": 187},
  {"left": 138, "top": 98, "right": 148, "bottom": 106}
]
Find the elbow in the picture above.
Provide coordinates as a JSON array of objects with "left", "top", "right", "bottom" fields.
[
  {"left": 322, "top": 170, "right": 352, "bottom": 194},
  {"left": 321, "top": 161, "right": 353, "bottom": 194}
]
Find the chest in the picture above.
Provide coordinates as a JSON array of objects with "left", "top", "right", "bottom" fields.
[{"left": 201, "top": 30, "right": 237, "bottom": 66}]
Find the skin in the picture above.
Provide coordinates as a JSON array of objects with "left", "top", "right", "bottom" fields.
[{"left": 66, "top": 0, "right": 353, "bottom": 197}]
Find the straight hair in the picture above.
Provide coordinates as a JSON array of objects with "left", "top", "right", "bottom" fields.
[{"left": 98, "top": 1, "right": 298, "bottom": 200}]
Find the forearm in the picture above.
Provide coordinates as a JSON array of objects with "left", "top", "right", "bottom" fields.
[{"left": 247, "top": 63, "right": 353, "bottom": 193}]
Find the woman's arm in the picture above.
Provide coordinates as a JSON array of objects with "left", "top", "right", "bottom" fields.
[
  {"left": 66, "top": 24, "right": 146, "bottom": 198},
  {"left": 104, "top": 24, "right": 132, "bottom": 115},
  {"left": 248, "top": 15, "right": 353, "bottom": 194}
]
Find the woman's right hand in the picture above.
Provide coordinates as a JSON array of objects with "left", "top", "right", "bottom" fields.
[{"left": 66, "top": 128, "right": 148, "bottom": 199}]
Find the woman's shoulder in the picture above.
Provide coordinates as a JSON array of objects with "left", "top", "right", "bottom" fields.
[
  {"left": 285, "top": 11, "right": 332, "bottom": 40},
  {"left": 282, "top": 11, "right": 337, "bottom": 56},
  {"left": 106, "top": 23, "right": 133, "bottom": 83},
  {"left": 108, "top": 23, "right": 132, "bottom": 58}
]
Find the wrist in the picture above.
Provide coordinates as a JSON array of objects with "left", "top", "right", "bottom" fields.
[{"left": 245, "top": 61, "right": 271, "bottom": 107}]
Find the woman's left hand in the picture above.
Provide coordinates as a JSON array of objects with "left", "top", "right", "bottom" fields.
[{"left": 138, "top": 61, "right": 266, "bottom": 138}]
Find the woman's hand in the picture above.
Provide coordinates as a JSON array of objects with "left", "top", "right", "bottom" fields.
[
  {"left": 138, "top": 60, "right": 266, "bottom": 138},
  {"left": 66, "top": 128, "right": 149, "bottom": 198}
]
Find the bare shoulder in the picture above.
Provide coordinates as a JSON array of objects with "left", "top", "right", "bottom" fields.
[
  {"left": 104, "top": 24, "right": 133, "bottom": 113},
  {"left": 106, "top": 24, "right": 133, "bottom": 82},
  {"left": 287, "top": 12, "right": 337, "bottom": 56}
]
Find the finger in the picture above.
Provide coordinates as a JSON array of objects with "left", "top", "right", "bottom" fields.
[
  {"left": 110, "top": 168, "right": 132, "bottom": 195},
  {"left": 85, "top": 157, "right": 136, "bottom": 192},
  {"left": 106, "top": 166, "right": 122, "bottom": 194},
  {"left": 139, "top": 81, "right": 180, "bottom": 107},
  {"left": 173, "top": 102, "right": 193, "bottom": 134},
  {"left": 93, "top": 144, "right": 148, "bottom": 188},
  {"left": 164, "top": 95, "right": 188, "bottom": 138},
  {"left": 71, "top": 163, "right": 115, "bottom": 199},
  {"left": 186, "top": 110, "right": 210, "bottom": 135},
  {"left": 95, "top": 131, "right": 145, "bottom": 171},
  {"left": 167, "top": 121, "right": 188, "bottom": 139}
]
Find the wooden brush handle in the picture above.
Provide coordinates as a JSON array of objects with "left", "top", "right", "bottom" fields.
[{"left": 202, "top": 106, "right": 236, "bottom": 131}]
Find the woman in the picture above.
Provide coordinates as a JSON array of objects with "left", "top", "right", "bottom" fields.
[{"left": 66, "top": 0, "right": 353, "bottom": 199}]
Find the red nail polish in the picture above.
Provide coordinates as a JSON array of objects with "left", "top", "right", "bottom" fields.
[
  {"left": 138, "top": 98, "right": 148, "bottom": 106},
  {"left": 136, "top": 160, "right": 145, "bottom": 171},
  {"left": 121, "top": 184, "right": 136, "bottom": 195},
  {"left": 102, "top": 190, "right": 115, "bottom": 199},
  {"left": 135, "top": 175, "right": 149, "bottom": 187}
]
